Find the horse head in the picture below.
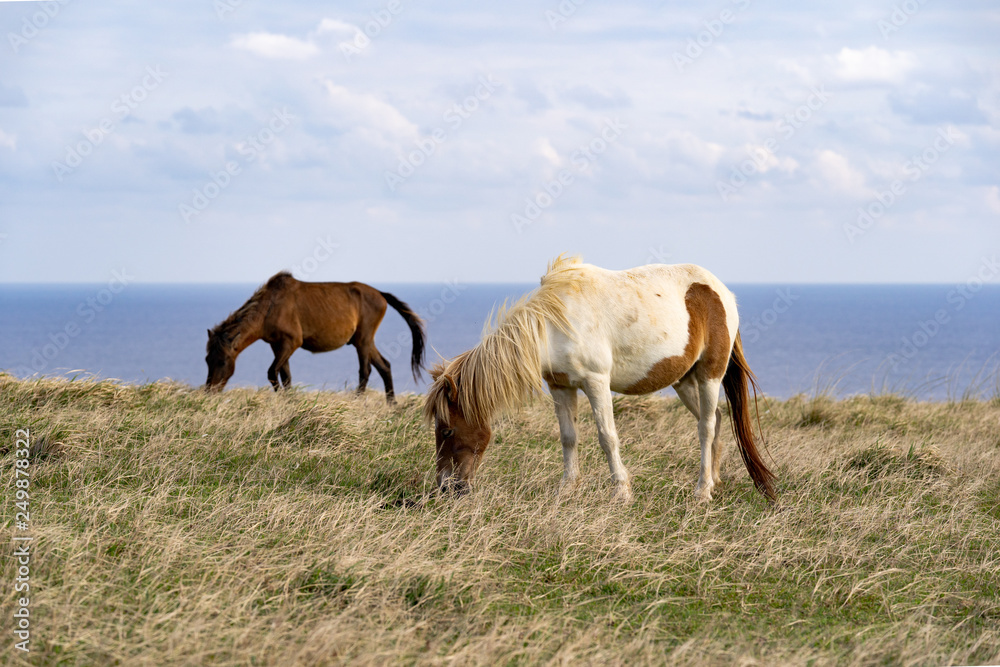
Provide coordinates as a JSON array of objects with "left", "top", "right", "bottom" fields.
[
  {"left": 204, "top": 328, "right": 236, "bottom": 391},
  {"left": 425, "top": 364, "right": 491, "bottom": 495}
]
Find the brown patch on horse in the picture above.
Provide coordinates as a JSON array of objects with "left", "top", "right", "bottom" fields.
[
  {"left": 621, "top": 283, "right": 730, "bottom": 394},
  {"left": 543, "top": 371, "right": 572, "bottom": 388}
]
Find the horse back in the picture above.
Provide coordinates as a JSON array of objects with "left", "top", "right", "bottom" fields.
[
  {"left": 265, "top": 280, "right": 377, "bottom": 352},
  {"left": 550, "top": 263, "right": 739, "bottom": 393}
]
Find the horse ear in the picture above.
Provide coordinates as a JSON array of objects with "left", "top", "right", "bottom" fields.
[
  {"left": 443, "top": 374, "right": 458, "bottom": 402},
  {"left": 207, "top": 329, "right": 212, "bottom": 338}
]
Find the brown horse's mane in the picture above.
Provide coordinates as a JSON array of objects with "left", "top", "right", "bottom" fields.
[
  {"left": 210, "top": 272, "right": 295, "bottom": 351},
  {"left": 423, "top": 255, "right": 581, "bottom": 427}
]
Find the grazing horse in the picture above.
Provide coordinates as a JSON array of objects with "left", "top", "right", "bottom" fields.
[
  {"left": 424, "top": 255, "right": 776, "bottom": 502},
  {"left": 206, "top": 272, "right": 425, "bottom": 403}
]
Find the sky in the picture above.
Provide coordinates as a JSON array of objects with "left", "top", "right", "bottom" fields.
[{"left": 0, "top": 0, "right": 998, "bottom": 285}]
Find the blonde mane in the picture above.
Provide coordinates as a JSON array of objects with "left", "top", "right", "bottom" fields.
[{"left": 424, "top": 255, "right": 584, "bottom": 426}]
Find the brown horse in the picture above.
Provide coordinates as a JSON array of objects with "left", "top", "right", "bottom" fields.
[{"left": 205, "top": 272, "right": 425, "bottom": 402}]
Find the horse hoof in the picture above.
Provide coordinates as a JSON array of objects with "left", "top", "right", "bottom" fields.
[
  {"left": 559, "top": 475, "right": 580, "bottom": 489},
  {"left": 558, "top": 478, "right": 580, "bottom": 498},
  {"left": 613, "top": 485, "right": 633, "bottom": 504}
]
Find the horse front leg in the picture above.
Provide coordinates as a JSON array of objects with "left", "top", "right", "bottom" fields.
[
  {"left": 354, "top": 345, "right": 372, "bottom": 395},
  {"left": 550, "top": 386, "right": 580, "bottom": 490},
  {"left": 268, "top": 340, "right": 296, "bottom": 391},
  {"left": 694, "top": 377, "right": 723, "bottom": 501},
  {"left": 582, "top": 376, "right": 632, "bottom": 503}
]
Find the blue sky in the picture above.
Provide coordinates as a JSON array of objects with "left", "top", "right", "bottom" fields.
[{"left": 0, "top": 0, "right": 997, "bottom": 284}]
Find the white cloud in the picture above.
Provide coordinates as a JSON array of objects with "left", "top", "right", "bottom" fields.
[
  {"left": 323, "top": 82, "right": 418, "bottom": 143},
  {"left": 0, "top": 129, "right": 15, "bottom": 151},
  {"left": 778, "top": 58, "right": 815, "bottom": 84},
  {"left": 815, "top": 149, "right": 868, "bottom": 197},
  {"left": 314, "top": 18, "right": 361, "bottom": 37},
  {"left": 536, "top": 138, "right": 560, "bottom": 166},
  {"left": 986, "top": 186, "right": 1000, "bottom": 215},
  {"left": 744, "top": 144, "right": 798, "bottom": 175},
  {"left": 832, "top": 46, "right": 917, "bottom": 84},
  {"left": 667, "top": 131, "right": 724, "bottom": 167},
  {"left": 230, "top": 19, "right": 367, "bottom": 61},
  {"left": 230, "top": 32, "right": 320, "bottom": 60}
]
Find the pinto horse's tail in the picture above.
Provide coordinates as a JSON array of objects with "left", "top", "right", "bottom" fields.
[
  {"left": 722, "top": 331, "right": 777, "bottom": 501},
  {"left": 380, "top": 291, "right": 427, "bottom": 382}
]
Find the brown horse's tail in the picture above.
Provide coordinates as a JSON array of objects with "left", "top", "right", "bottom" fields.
[
  {"left": 380, "top": 292, "right": 427, "bottom": 382},
  {"left": 722, "top": 331, "right": 777, "bottom": 501}
]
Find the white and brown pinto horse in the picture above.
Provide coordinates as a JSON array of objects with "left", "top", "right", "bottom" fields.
[{"left": 424, "top": 256, "right": 776, "bottom": 502}]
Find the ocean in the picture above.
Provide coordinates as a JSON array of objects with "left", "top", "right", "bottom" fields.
[{"left": 2, "top": 283, "right": 998, "bottom": 401}]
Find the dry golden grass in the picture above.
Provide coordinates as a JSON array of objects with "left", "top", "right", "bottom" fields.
[{"left": 2, "top": 375, "right": 1000, "bottom": 666}]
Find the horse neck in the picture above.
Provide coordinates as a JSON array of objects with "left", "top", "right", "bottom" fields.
[
  {"left": 221, "top": 312, "right": 264, "bottom": 356},
  {"left": 231, "top": 329, "right": 260, "bottom": 355},
  {"left": 458, "top": 314, "right": 548, "bottom": 423}
]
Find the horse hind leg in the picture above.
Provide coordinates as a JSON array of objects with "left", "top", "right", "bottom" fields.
[
  {"left": 694, "top": 377, "right": 723, "bottom": 501},
  {"left": 551, "top": 386, "right": 580, "bottom": 490},
  {"left": 370, "top": 348, "right": 395, "bottom": 405},
  {"left": 674, "top": 374, "right": 725, "bottom": 488},
  {"left": 279, "top": 361, "right": 291, "bottom": 389},
  {"left": 674, "top": 373, "right": 701, "bottom": 419},
  {"left": 711, "top": 406, "right": 723, "bottom": 485}
]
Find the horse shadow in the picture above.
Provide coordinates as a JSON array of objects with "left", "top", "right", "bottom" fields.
[{"left": 366, "top": 470, "right": 430, "bottom": 511}]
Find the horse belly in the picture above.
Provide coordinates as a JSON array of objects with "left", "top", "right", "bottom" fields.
[
  {"left": 296, "top": 289, "right": 360, "bottom": 352},
  {"left": 300, "top": 324, "right": 355, "bottom": 352},
  {"left": 300, "top": 336, "right": 346, "bottom": 353},
  {"left": 609, "top": 336, "right": 692, "bottom": 394}
]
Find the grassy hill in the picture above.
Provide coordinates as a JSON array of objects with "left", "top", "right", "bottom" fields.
[{"left": 2, "top": 375, "right": 999, "bottom": 665}]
